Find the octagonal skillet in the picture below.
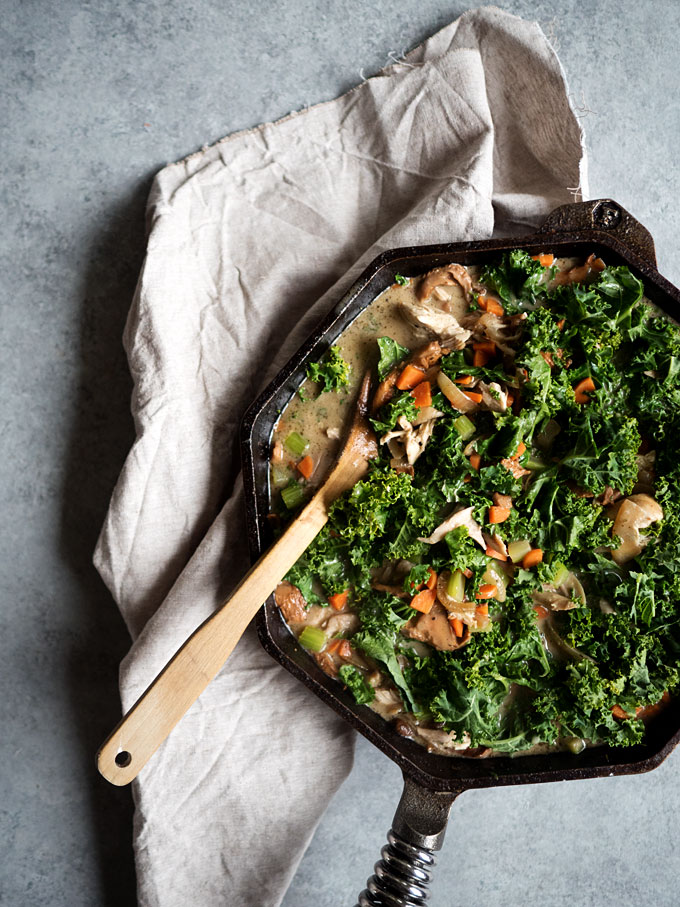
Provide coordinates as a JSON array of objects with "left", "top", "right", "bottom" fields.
[{"left": 240, "top": 199, "right": 680, "bottom": 906}]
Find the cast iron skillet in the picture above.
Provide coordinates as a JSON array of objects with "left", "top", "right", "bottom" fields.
[{"left": 240, "top": 199, "right": 680, "bottom": 906}]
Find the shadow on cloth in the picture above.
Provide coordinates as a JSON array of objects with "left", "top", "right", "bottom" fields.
[{"left": 59, "top": 174, "right": 154, "bottom": 906}]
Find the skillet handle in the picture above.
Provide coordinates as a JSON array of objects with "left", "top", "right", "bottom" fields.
[
  {"left": 537, "top": 198, "right": 657, "bottom": 269},
  {"left": 355, "top": 776, "right": 460, "bottom": 907}
]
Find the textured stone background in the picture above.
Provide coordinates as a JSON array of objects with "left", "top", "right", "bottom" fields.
[{"left": 2, "top": 2, "right": 679, "bottom": 905}]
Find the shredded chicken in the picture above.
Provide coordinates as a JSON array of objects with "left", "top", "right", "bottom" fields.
[
  {"left": 418, "top": 506, "right": 485, "bottom": 549},
  {"left": 380, "top": 415, "right": 438, "bottom": 467},
  {"left": 475, "top": 311, "right": 525, "bottom": 357},
  {"left": 478, "top": 381, "right": 508, "bottom": 413}
]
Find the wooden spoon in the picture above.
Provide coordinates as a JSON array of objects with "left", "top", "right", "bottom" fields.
[{"left": 97, "top": 373, "right": 377, "bottom": 785}]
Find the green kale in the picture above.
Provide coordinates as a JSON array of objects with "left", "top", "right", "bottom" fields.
[
  {"left": 338, "top": 665, "right": 375, "bottom": 705},
  {"left": 376, "top": 336, "right": 410, "bottom": 379},
  {"left": 370, "top": 391, "right": 418, "bottom": 433},
  {"left": 306, "top": 345, "right": 351, "bottom": 393}
]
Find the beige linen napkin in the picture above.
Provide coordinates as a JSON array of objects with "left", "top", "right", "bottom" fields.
[{"left": 94, "top": 7, "right": 586, "bottom": 905}]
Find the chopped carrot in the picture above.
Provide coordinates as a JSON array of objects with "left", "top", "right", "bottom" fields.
[
  {"left": 532, "top": 253, "right": 554, "bottom": 267},
  {"left": 612, "top": 704, "right": 630, "bottom": 720},
  {"left": 463, "top": 390, "right": 483, "bottom": 404},
  {"left": 556, "top": 318, "right": 566, "bottom": 331},
  {"left": 533, "top": 604, "right": 549, "bottom": 620},
  {"left": 425, "top": 567, "right": 437, "bottom": 590},
  {"left": 486, "top": 545, "right": 507, "bottom": 561},
  {"left": 396, "top": 363, "right": 426, "bottom": 391},
  {"left": 337, "top": 639, "right": 352, "bottom": 659},
  {"left": 515, "top": 441, "right": 526, "bottom": 458},
  {"left": 469, "top": 452, "right": 481, "bottom": 471},
  {"left": 477, "top": 292, "right": 489, "bottom": 311},
  {"left": 328, "top": 590, "right": 349, "bottom": 610},
  {"left": 451, "top": 618, "right": 464, "bottom": 638},
  {"left": 488, "top": 505, "right": 511, "bottom": 524},
  {"left": 463, "top": 567, "right": 473, "bottom": 579},
  {"left": 463, "top": 474, "right": 472, "bottom": 483},
  {"left": 473, "top": 350, "right": 490, "bottom": 368},
  {"left": 522, "top": 548, "right": 544, "bottom": 569},
  {"left": 475, "top": 603, "right": 489, "bottom": 616},
  {"left": 476, "top": 583, "right": 497, "bottom": 599},
  {"left": 574, "top": 377, "right": 596, "bottom": 404},
  {"left": 455, "top": 374, "right": 475, "bottom": 386},
  {"left": 485, "top": 298, "right": 504, "bottom": 317},
  {"left": 410, "top": 380, "right": 432, "bottom": 408},
  {"left": 326, "top": 638, "right": 343, "bottom": 654},
  {"left": 505, "top": 391, "right": 515, "bottom": 406},
  {"left": 297, "top": 455, "right": 314, "bottom": 479},
  {"left": 473, "top": 340, "right": 496, "bottom": 355},
  {"left": 410, "top": 588, "right": 437, "bottom": 614}
]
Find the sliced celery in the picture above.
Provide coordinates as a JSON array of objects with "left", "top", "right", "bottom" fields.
[
  {"left": 281, "top": 482, "right": 305, "bottom": 510},
  {"left": 270, "top": 464, "right": 290, "bottom": 489},
  {"left": 284, "top": 431, "right": 309, "bottom": 457},
  {"left": 552, "top": 561, "right": 570, "bottom": 587},
  {"left": 453, "top": 414, "right": 476, "bottom": 440},
  {"left": 446, "top": 569, "right": 466, "bottom": 602},
  {"left": 508, "top": 539, "right": 532, "bottom": 564},
  {"left": 299, "top": 626, "right": 326, "bottom": 652},
  {"left": 526, "top": 457, "right": 547, "bottom": 471}
]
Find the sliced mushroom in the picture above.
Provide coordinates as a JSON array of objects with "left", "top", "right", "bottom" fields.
[
  {"left": 610, "top": 493, "right": 664, "bottom": 564},
  {"left": 410, "top": 724, "right": 471, "bottom": 754},
  {"left": 402, "top": 601, "right": 470, "bottom": 651},
  {"left": 417, "top": 264, "right": 473, "bottom": 303},
  {"left": 418, "top": 506, "right": 486, "bottom": 549},
  {"left": 275, "top": 582, "right": 307, "bottom": 623},
  {"left": 532, "top": 571, "right": 586, "bottom": 612}
]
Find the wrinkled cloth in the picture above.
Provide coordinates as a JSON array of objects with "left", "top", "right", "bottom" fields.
[{"left": 94, "top": 7, "right": 587, "bottom": 906}]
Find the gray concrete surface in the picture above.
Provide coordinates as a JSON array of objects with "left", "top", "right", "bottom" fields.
[{"left": 2, "top": 1, "right": 679, "bottom": 905}]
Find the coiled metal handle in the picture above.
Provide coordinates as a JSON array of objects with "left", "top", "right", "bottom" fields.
[
  {"left": 356, "top": 829, "right": 436, "bottom": 906},
  {"left": 354, "top": 776, "right": 460, "bottom": 907}
]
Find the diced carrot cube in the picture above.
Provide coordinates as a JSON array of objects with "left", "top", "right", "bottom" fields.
[
  {"left": 410, "top": 588, "right": 437, "bottom": 614},
  {"left": 396, "top": 364, "right": 426, "bottom": 391},
  {"left": 328, "top": 590, "right": 349, "bottom": 610},
  {"left": 410, "top": 380, "right": 432, "bottom": 408}
]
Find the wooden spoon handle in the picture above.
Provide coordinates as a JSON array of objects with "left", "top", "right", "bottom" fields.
[{"left": 97, "top": 495, "right": 328, "bottom": 785}]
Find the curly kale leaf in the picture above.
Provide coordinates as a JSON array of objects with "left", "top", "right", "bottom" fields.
[
  {"left": 370, "top": 391, "right": 418, "bottom": 433},
  {"left": 376, "top": 336, "right": 410, "bottom": 379},
  {"left": 338, "top": 665, "right": 375, "bottom": 705},
  {"left": 306, "top": 345, "right": 351, "bottom": 393}
]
